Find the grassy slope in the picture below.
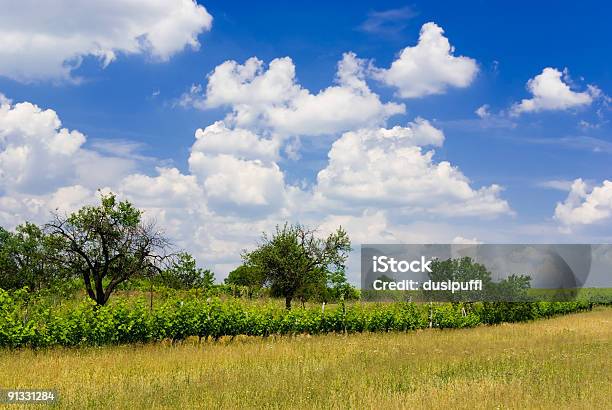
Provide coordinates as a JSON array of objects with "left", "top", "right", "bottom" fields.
[{"left": 1, "top": 308, "right": 610, "bottom": 409}]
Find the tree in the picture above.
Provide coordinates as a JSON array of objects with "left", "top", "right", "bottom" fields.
[
  {"left": 45, "top": 193, "right": 172, "bottom": 306},
  {"left": 225, "top": 264, "right": 264, "bottom": 298},
  {"left": 0, "top": 222, "right": 62, "bottom": 291},
  {"left": 427, "top": 257, "right": 493, "bottom": 302},
  {"left": 293, "top": 266, "right": 328, "bottom": 306},
  {"left": 327, "top": 267, "right": 359, "bottom": 302},
  {"left": 297, "top": 266, "right": 357, "bottom": 304},
  {"left": 427, "top": 257, "right": 531, "bottom": 302},
  {"left": 243, "top": 223, "right": 351, "bottom": 309},
  {"left": 0, "top": 226, "right": 18, "bottom": 289},
  {"left": 490, "top": 273, "right": 531, "bottom": 301},
  {"left": 159, "top": 252, "right": 215, "bottom": 290}
]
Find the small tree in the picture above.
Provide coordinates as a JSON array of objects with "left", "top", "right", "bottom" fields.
[
  {"left": 225, "top": 264, "right": 264, "bottom": 298},
  {"left": 327, "top": 267, "right": 359, "bottom": 302},
  {"left": 490, "top": 273, "right": 531, "bottom": 301},
  {"left": 160, "top": 252, "right": 215, "bottom": 290},
  {"left": 45, "top": 193, "right": 172, "bottom": 306},
  {"left": 243, "top": 223, "right": 351, "bottom": 309}
]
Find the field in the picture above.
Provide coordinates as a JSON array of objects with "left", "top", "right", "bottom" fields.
[{"left": 1, "top": 307, "right": 610, "bottom": 409}]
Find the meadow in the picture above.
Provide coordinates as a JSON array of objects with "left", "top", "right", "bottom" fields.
[{"left": 1, "top": 307, "right": 610, "bottom": 409}]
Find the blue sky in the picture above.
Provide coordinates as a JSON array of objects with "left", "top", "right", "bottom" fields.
[{"left": 0, "top": 0, "right": 610, "bottom": 279}]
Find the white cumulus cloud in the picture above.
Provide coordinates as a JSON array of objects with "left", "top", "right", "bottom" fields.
[
  {"left": 371, "top": 22, "right": 478, "bottom": 98},
  {"left": 554, "top": 179, "right": 612, "bottom": 228},
  {"left": 188, "top": 121, "right": 292, "bottom": 214},
  {"left": 184, "top": 52, "right": 405, "bottom": 136},
  {"left": 0, "top": 0, "right": 213, "bottom": 82},
  {"left": 511, "top": 68, "right": 598, "bottom": 115},
  {"left": 313, "top": 120, "right": 511, "bottom": 217},
  {"left": 0, "top": 97, "right": 134, "bottom": 194}
]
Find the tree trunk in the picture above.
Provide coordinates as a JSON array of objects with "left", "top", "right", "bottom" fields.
[
  {"left": 96, "top": 292, "right": 106, "bottom": 306},
  {"left": 94, "top": 276, "right": 105, "bottom": 306},
  {"left": 285, "top": 295, "right": 292, "bottom": 310},
  {"left": 82, "top": 272, "right": 97, "bottom": 302}
]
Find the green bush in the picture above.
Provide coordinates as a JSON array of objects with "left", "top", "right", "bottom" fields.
[{"left": 0, "top": 288, "right": 598, "bottom": 349}]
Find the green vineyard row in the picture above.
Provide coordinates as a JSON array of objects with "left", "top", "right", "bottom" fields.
[{"left": 2, "top": 289, "right": 607, "bottom": 348}]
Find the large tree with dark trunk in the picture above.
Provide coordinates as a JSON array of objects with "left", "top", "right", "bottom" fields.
[
  {"left": 45, "top": 193, "right": 172, "bottom": 306},
  {"left": 243, "top": 223, "right": 351, "bottom": 309}
]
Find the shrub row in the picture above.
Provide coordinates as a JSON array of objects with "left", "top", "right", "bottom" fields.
[{"left": 0, "top": 289, "right": 595, "bottom": 348}]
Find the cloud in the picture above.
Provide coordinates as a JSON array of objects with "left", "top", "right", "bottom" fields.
[
  {"left": 191, "top": 121, "right": 281, "bottom": 162},
  {"left": 318, "top": 211, "right": 394, "bottom": 244},
  {"left": 0, "top": 93, "right": 298, "bottom": 274},
  {"left": 358, "top": 6, "right": 418, "bottom": 36},
  {"left": 511, "top": 68, "right": 599, "bottom": 115},
  {"left": 118, "top": 167, "right": 203, "bottom": 209},
  {"left": 0, "top": 0, "right": 212, "bottom": 82},
  {"left": 183, "top": 52, "right": 405, "bottom": 136},
  {"left": 0, "top": 97, "right": 135, "bottom": 194},
  {"left": 0, "top": 184, "right": 98, "bottom": 229},
  {"left": 313, "top": 119, "right": 511, "bottom": 217},
  {"left": 0, "top": 80, "right": 515, "bottom": 279},
  {"left": 0, "top": 93, "right": 11, "bottom": 106},
  {"left": 371, "top": 22, "right": 478, "bottom": 98},
  {"left": 116, "top": 167, "right": 209, "bottom": 249},
  {"left": 536, "top": 179, "right": 575, "bottom": 191},
  {"left": 115, "top": 165, "right": 299, "bottom": 270},
  {"left": 475, "top": 104, "right": 490, "bottom": 118},
  {"left": 452, "top": 236, "right": 483, "bottom": 244},
  {"left": 554, "top": 179, "right": 612, "bottom": 227},
  {"left": 89, "top": 139, "right": 154, "bottom": 162},
  {"left": 188, "top": 121, "right": 292, "bottom": 214}
]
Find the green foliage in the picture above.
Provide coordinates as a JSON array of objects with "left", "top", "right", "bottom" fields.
[
  {"left": 243, "top": 223, "right": 351, "bottom": 309},
  {"left": 158, "top": 252, "right": 214, "bottom": 290},
  {"left": 426, "top": 257, "right": 532, "bottom": 302},
  {"left": 0, "top": 287, "right": 601, "bottom": 349},
  {"left": 490, "top": 273, "right": 532, "bottom": 301},
  {"left": 225, "top": 264, "right": 264, "bottom": 297},
  {"left": 427, "top": 257, "right": 493, "bottom": 302},
  {"left": 45, "top": 192, "right": 171, "bottom": 305},
  {"left": 313, "top": 267, "right": 360, "bottom": 303},
  {"left": 0, "top": 222, "right": 65, "bottom": 291}
]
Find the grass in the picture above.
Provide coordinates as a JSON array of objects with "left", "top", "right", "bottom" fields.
[{"left": 1, "top": 308, "right": 610, "bottom": 409}]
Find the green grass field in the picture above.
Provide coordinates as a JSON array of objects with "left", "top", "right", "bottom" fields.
[{"left": 1, "top": 307, "right": 610, "bottom": 409}]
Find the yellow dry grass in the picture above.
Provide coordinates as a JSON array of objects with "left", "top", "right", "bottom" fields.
[{"left": 1, "top": 308, "right": 610, "bottom": 409}]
